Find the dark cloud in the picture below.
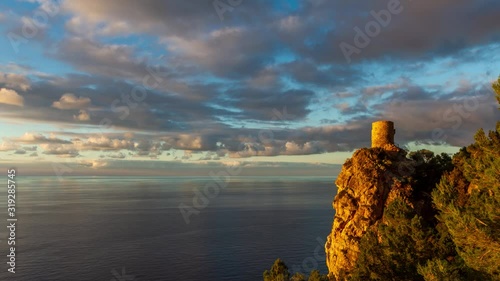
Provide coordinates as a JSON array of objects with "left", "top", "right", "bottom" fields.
[
  {"left": 372, "top": 83, "right": 500, "bottom": 146},
  {"left": 224, "top": 88, "right": 315, "bottom": 121},
  {"left": 299, "top": 0, "right": 500, "bottom": 64}
]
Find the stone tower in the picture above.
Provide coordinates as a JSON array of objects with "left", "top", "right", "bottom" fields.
[{"left": 371, "top": 120, "right": 395, "bottom": 148}]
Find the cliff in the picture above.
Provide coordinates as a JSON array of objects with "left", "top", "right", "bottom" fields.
[{"left": 324, "top": 144, "right": 420, "bottom": 280}]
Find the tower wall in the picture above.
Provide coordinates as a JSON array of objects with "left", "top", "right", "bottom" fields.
[{"left": 371, "top": 121, "right": 395, "bottom": 148}]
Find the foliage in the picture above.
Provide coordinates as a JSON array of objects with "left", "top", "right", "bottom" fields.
[
  {"left": 493, "top": 76, "right": 500, "bottom": 107},
  {"left": 349, "top": 199, "right": 455, "bottom": 281},
  {"left": 307, "top": 270, "right": 329, "bottom": 281},
  {"left": 264, "top": 259, "right": 291, "bottom": 281},
  {"left": 263, "top": 259, "right": 329, "bottom": 281},
  {"left": 430, "top": 79, "right": 500, "bottom": 278},
  {"left": 265, "top": 78, "right": 500, "bottom": 281},
  {"left": 407, "top": 150, "right": 454, "bottom": 220},
  {"left": 290, "top": 272, "right": 306, "bottom": 281},
  {"left": 432, "top": 121, "right": 500, "bottom": 278}
]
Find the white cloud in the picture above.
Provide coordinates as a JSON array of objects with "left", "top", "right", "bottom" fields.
[
  {"left": 52, "top": 93, "right": 91, "bottom": 109},
  {"left": 0, "top": 88, "right": 24, "bottom": 107}
]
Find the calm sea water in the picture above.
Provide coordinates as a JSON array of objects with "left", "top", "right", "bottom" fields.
[{"left": 0, "top": 176, "right": 336, "bottom": 281}]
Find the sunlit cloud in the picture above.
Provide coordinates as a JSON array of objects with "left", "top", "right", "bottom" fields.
[
  {"left": 0, "top": 88, "right": 24, "bottom": 107},
  {"left": 52, "top": 93, "right": 91, "bottom": 110}
]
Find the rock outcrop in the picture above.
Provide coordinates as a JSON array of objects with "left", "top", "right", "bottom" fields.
[{"left": 325, "top": 146, "right": 417, "bottom": 280}]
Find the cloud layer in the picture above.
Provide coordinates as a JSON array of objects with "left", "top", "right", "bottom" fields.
[{"left": 0, "top": 0, "right": 499, "bottom": 166}]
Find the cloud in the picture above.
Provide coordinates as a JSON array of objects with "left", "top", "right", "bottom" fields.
[
  {"left": 225, "top": 139, "right": 331, "bottom": 158},
  {"left": 0, "top": 88, "right": 24, "bottom": 107},
  {"left": 13, "top": 133, "right": 72, "bottom": 144},
  {"left": 14, "top": 149, "right": 26, "bottom": 155},
  {"left": 77, "top": 136, "right": 134, "bottom": 151},
  {"left": 163, "top": 134, "right": 216, "bottom": 151},
  {"left": 52, "top": 93, "right": 91, "bottom": 109},
  {"left": 0, "top": 142, "right": 19, "bottom": 152},
  {"left": 2, "top": 1, "right": 499, "bottom": 165},
  {"left": 60, "top": 0, "right": 232, "bottom": 38},
  {"left": 40, "top": 143, "right": 80, "bottom": 158},
  {"left": 284, "top": 1, "right": 500, "bottom": 64},
  {"left": 55, "top": 37, "right": 151, "bottom": 79},
  {"left": 220, "top": 160, "right": 242, "bottom": 167},
  {"left": 163, "top": 26, "right": 276, "bottom": 77},
  {"left": 78, "top": 159, "right": 108, "bottom": 168},
  {"left": 73, "top": 109, "right": 90, "bottom": 121},
  {"left": 0, "top": 72, "right": 31, "bottom": 91},
  {"left": 226, "top": 89, "right": 314, "bottom": 121},
  {"left": 23, "top": 146, "right": 38, "bottom": 151},
  {"left": 283, "top": 141, "right": 326, "bottom": 155},
  {"left": 106, "top": 152, "right": 126, "bottom": 159},
  {"left": 375, "top": 93, "right": 499, "bottom": 147}
]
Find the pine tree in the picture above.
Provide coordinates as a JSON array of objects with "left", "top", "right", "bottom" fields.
[
  {"left": 264, "top": 259, "right": 291, "bottom": 281},
  {"left": 432, "top": 77, "right": 500, "bottom": 279}
]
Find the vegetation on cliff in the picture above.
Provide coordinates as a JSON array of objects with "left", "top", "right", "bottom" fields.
[
  {"left": 349, "top": 78, "right": 500, "bottom": 280},
  {"left": 263, "top": 259, "right": 329, "bottom": 281},
  {"left": 264, "top": 78, "right": 500, "bottom": 281},
  {"left": 347, "top": 150, "right": 456, "bottom": 281}
]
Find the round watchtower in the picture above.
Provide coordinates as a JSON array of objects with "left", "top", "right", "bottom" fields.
[{"left": 371, "top": 120, "right": 395, "bottom": 148}]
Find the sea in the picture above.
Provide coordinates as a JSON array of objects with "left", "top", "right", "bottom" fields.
[{"left": 0, "top": 176, "right": 336, "bottom": 281}]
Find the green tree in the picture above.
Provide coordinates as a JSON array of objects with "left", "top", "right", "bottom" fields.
[
  {"left": 290, "top": 272, "right": 307, "bottom": 281},
  {"left": 350, "top": 199, "right": 456, "bottom": 281},
  {"left": 307, "top": 270, "right": 329, "bottom": 281},
  {"left": 493, "top": 76, "right": 500, "bottom": 107},
  {"left": 432, "top": 130, "right": 500, "bottom": 278},
  {"left": 263, "top": 259, "right": 329, "bottom": 281},
  {"left": 264, "top": 259, "right": 291, "bottom": 281},
  {"left": 431, "top": 78, "right": 500, "bottom": 279},
  {"left": 408, "top": 150, "right": 453, "bottom": 220}
]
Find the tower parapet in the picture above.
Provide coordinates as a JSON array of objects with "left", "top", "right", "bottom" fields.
[{"left": 371, "top": 121, "right": 395, "bottom": 148}]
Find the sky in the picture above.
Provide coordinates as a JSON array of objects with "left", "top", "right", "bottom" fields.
[{"left": 0, "top": 0, "right": 499, "bottom": 176}]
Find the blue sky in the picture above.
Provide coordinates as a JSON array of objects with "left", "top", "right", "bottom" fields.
[{"left": 0, "top": 0, "right": 499, "bottom": 175}]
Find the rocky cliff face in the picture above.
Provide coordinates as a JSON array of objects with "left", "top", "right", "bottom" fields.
[{"left": 325, "top": 145, "right": 417, "bottom": 280}]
